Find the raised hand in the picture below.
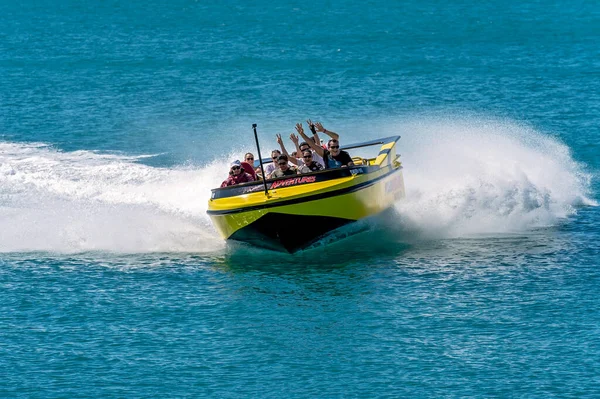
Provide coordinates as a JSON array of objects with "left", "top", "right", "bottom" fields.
[
  {"left": 276, "top": 133, "right": 283, "bottom": 145},
  {"left": 289, "top": 133, "right": 299, "bottom": 144},
  {"left": 295, "top": 123, "right": 305, "bottom": 136},
  {"left": 307, "top": 119, "right": 317, "bottom": 134},
  {"left": 314, "top": 122, "right": 325, "bottom": 133}
]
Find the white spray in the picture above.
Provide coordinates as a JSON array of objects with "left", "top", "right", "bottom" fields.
[
  {"left": 387, "top": 116, "right": 595, "bottom": 239},
  {"left": 0, "top": 142, "right": 228, "bottom": 252}
]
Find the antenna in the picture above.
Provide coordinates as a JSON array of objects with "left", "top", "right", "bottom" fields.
[{"left": 252, "top": 124, "right": 269, "bottom": 196}]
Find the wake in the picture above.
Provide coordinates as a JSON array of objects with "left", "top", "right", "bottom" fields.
[{"left": 0, "top": 142, "right": 227, "bottom": 252}]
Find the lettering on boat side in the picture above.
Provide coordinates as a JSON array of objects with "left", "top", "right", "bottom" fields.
[
  {"left": 241, "top": 185, "right": 266, "bottom": 194},
  {"left": 213, "top": 169, "right": 361, "bottom": 199},
  {"left": 270, "top": 176, "right": 317, "bottom": 189}
]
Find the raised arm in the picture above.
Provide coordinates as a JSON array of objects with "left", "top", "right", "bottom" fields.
[
  {"left": 315, "top": 122, "right": 339, "bottom": 141},
  {"left": 276, "top": 133, "right": 299, "bottom": 166},
  {"left": 290, "top": 133, "right": 302, "bottom": 156},
  {"left": 307, "top": 119, "right": 322, "bottom": 147},
  {"left": 288, "top": 133, "right": 304, "bottom": 165},
  {"left": 295, "top": 123, "right": 325, "bottom": 158}
]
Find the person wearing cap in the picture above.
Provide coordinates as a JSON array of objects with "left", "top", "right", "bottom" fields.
[{"left": 220, "top": 160, "right": 255, "bottom": 187}]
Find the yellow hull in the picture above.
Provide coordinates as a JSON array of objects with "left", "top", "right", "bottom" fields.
[{"left": 207, "top": 136, "right": 405, "bottom": 252}]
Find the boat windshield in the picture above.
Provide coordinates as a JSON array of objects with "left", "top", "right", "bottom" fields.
[{"left": 250, "top": 136, "right": 400, "bottom": 169}]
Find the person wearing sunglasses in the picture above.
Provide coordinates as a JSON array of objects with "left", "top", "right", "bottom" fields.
[
  {"left": 323, "top": 138, "right": 353, "bottom": 168},
  {"left": 290, "top": 134, "right": 325, "bottom": 168},
  {"left": 268, "top": 154, "right": 298, "bottom": 179},
  {"left": 295, "top": 123, "right": 353, "bottom": 169},
  {"left": 298, "top": 150, "right": 324, "bottom": 174},
  {"left": 262, "top": 149, "right": 282, "bottom": 178},
  {"left": 241, "top": 152, "right": 257, "bottom": 179},
  {"left": 276, "top": 132, "right": 325, "bottom": 169},
  {"left": 220, "top": 160, "right": 255, "bottom": 187}
]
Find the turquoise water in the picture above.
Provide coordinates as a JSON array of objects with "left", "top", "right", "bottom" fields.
[{"left": 1, "top": 0, "right": 599, "bottom": 397}]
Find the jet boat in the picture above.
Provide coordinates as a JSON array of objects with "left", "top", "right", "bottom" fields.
[{"left": 207, "top": 135, "right": 405, "bottom": 252}]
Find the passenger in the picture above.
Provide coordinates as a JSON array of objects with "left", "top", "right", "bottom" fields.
[
  {"left": 298, "top": 150, "right": 324, "bottom": 174},
  {"left": 241, "top": 152, "right": 257, "bottom": 179},
  {"left": 279, "top": 132, "right": 325, "bottom": 168},
  {"left": 291, "top": 136, "right": 325, "bottom": 168},
  {"left": 322, "top": 139, "right": 353, "bottom": 168},
  {"left": 295, "top": 123, "right": 354, "bottom": 168},
  {"left": 264, "top": 149, "right": 281, "bottom": 177},
  {"left": 268, "top": 154, "right": 298, "bottom": 178},
  {"left": 220, "top": 160, "right": 255, "bottom": 187},
  {"left": 276, "top": 133, "right": 298, "bottom": 164}
]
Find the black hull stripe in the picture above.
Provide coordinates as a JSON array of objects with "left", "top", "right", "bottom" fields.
[{"left": 207, "top": 166, "right": 403, "bottom": 216}]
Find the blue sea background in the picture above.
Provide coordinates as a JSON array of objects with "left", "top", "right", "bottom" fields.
[{"left": 1, "top": 0, "right": 599, "bottom": 397}]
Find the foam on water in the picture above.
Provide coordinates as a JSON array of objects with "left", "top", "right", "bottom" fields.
[
  {"left": 0, "top": 141, "right": 227, "bottom": 252},
  {"left": 387, "top": 116, "right": 596, "bottom": 239},
  {"left": 0, "top": 117, "right": 595, "bottom": 253}
]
